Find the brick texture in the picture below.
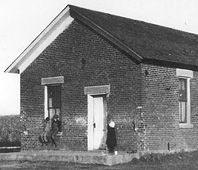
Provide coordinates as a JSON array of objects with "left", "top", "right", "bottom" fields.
[
  {"left": 20, "top": 19, "right": 198, "bottom": 153},
  {"left": 141, "top": 64, "right": 198, "bottom": 152},
  {"left": 20, "top": 20, "right": 141, "bottom": 151}
]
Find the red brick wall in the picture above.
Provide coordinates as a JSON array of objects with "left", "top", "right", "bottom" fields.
[
  {"left": 21, "top": 20, "right": 141, "bottom": 151},
  {"left": 141, "top": 64, "right": 198, "bottom": 153},
  {"left": 20, "top": 19, "right": 198, "bottom": 153}
]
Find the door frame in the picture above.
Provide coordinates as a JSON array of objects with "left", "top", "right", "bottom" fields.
[
  {"left": 87, "top": 94, "right": 107, "bottom": 150},
  {"left": 84, "top": 85, "right": 110, "bottom": 151}
]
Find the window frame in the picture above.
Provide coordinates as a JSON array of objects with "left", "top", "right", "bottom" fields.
[
  {"left": 42, "top": 76, "right": 64, "bottom": 133},
  {"left": 44, "top": 84, "right": 62, "bottom": 132},
  {"left": 48, "top": 84, "right": 62, "bottom": 131},
  {"left": 179, "top": 78, "right": 188, "bottom": 124},
  {"left": 176, "top": 69, "right": 193, "bottom": 129}
]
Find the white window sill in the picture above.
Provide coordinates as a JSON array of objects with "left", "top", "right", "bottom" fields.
[{"left": 179, "top": 123, "right": 193, "bottom": 129}]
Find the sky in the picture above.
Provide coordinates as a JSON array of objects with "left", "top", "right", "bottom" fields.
[{"left": 0, "top": 0, "right": 198, "bottom": 115}]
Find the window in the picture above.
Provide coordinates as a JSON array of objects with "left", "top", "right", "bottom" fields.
[
  {"left": 47, "top": 85, "right": 61, "bottom": 131},
  {"left": 179, "top": 78, "right": 187, "bottom": 123},
  {"left": 176, "top": 69, "right": 193, "bottom": 128},
  {"left": 42, "top": 76, "right": 64, "bottom": 133}
]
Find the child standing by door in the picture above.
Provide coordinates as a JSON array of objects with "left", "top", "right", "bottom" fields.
[{"left": 106, "top": 118, "right": 117, "bottom": 154}]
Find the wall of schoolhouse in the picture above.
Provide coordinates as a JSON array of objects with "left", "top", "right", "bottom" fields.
[
  {"left": 141, "top": 64, "right": 198, "bottom": 153},
  {"left": 20, "top": 20, "right": 141, "bottom": 151}
]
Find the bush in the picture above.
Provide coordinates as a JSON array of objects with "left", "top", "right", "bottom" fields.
[{"left": 0, "top": 115, "right": 21, "bottom": 147}]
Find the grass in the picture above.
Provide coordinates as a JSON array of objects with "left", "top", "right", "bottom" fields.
[
  {"left": 1, "top": 150, "right": 198, "bottom": 170},
  {"left": 0, "top": 115, "right": 21, "bottom": 147},
  {"left": 0, "top": 115, "right": 197, "bottom": 169}
]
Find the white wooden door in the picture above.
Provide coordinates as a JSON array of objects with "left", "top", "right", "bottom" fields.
[{"left": 93, "top": 96, "right": 105, "bottom": 149}]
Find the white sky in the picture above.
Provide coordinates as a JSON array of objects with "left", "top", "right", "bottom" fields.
[{"left": 0, "top": 0, "right": 198, "bottom": 115}]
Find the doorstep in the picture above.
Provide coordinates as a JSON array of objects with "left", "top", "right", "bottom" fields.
[{"left": 0, "top": 150, "right": 140, "bottom": 166}]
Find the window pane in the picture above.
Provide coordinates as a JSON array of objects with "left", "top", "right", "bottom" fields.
[
  {"left": 47, "top": 85, "right": 61, "bottom": 130},
  {"left": 179, "top": 79, "right": 187, "bottom": 102},
  {"left": 49, "top": 98, "right": 53, "bottom": 107},
  {"left": 48, "top": 85, "right": 61, "bottom": 108},
  {"left": 53, "top": 86, "right": 61, "bottom": 108},
  {"left": 49, "top": 108, "right": 56, "bottom": 121},
  {"left": 56, "top": 109, "right": 60, "bottom": 118},
  {"left": 179, "top": 102, "right": 187, "bottom": 123}
]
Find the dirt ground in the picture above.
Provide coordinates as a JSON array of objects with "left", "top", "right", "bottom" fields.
[{"left": 0, "top": 150, "right": 198, "bottom": 170}]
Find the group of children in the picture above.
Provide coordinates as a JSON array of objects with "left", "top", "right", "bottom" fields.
[
  {"left": 40, "top": 114, "right": 61, "bottom": 147},
  {"left": 40, "top": 114, "right": 117, "bottom": 154}
]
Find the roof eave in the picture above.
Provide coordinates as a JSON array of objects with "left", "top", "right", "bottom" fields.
[
  {"left": 142, "top": 58, "right": 198, "bottom": 71},
  {"left": 4, "top": 5, "right": 73, "bottom": 74}
]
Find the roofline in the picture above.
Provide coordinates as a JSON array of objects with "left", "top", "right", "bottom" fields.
[
  {"left": 5, "top": 4, "right": 143, "bottom": 74},
  {"left": 5, "top": 5, "right": 197, "bottom": 74},
  {"left": 142, "top": 58, "right": 198, "bottom": 71},
  {"left": 69, "top": 5, "right": 143, "bottom": 63},
  {"left": 5, "top": 5, "right": 73, "bottom": 74}
]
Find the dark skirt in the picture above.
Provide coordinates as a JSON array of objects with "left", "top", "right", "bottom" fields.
[{"left": 106, "top": 125, "right": 117, "bottom": 147}]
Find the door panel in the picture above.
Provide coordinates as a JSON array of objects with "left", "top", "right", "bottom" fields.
[{"left": 93, "top": 96, "right": 104, "bottom": 149}]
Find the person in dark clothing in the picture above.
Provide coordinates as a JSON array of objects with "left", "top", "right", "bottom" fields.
[
  {"left": 106, "top": 118, "right": 117, "bottom": 154},
  {"left": 51, "top": 114, "right": 61, "bottom": 146}
]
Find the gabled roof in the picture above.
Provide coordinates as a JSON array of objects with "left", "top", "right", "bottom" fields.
[{"left": 5, "top": 5, "right": 198, "bottom": 73}]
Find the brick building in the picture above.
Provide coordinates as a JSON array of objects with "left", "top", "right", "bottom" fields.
[{"left": 5, "top": 5, "right": 198, "bottom": 153}]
